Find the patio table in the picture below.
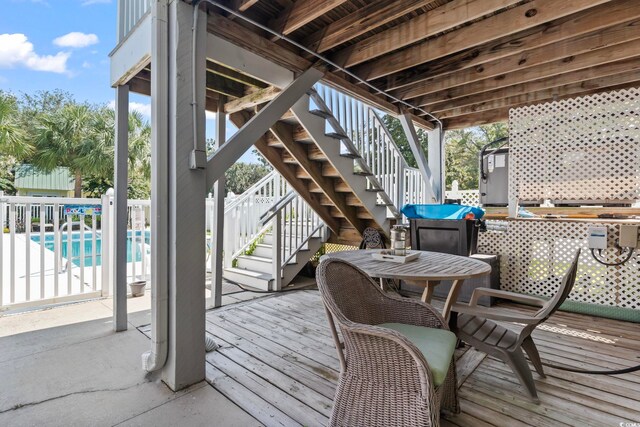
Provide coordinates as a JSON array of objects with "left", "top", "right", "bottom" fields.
[{"left": 323, "top": 249, "right": 491, "bottom": 321}]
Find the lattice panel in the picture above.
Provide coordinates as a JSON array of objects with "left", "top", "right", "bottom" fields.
[
  {"left": 445, "top": 190, "right": 480, "bottom": 207},
  {"left": 478, "top": 220, "right": 640, "bottom": 309},
  {"left": 509, "top": 88, "right": 640, "bottom": 204}
]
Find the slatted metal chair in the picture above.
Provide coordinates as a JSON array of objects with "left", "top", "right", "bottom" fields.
[
  {"left": 317, "top": 258, "right": 459, "bottom": 427},
  {"left": 449, "top": 250, "right": 581, "bottom": 401}
]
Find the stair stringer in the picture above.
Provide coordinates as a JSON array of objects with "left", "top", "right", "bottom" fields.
[{"left": 291, "top": 95, "right": 390, "bottom": 233}]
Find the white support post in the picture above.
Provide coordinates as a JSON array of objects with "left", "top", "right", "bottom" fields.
[
  {"left": 205, "top": 67, "right": 324, "bottom": 190},
  {"left": 101, "top": 190, "right": 113, "bottom": 297},
  {"left": 162, "top": 0, "right": 206, "bottom": 391},
  {"left": 209, "top": 97, "right": 226, "bottom": 309},
  {"left": 428, "top": 126, "right": 445, "bottom": 204},
  {"left": 272, "top": 210, "right": 282, "bottom": 292},
  {"left": 399, "top": 114, "right": 437, "bottom": 203},
  {"left": 114, "top": 84, "right": 129, "bottom": 332}
]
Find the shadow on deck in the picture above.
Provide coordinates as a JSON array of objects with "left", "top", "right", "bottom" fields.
[{"left": 204, "top": 289, "right": 640, "bottom": 427}]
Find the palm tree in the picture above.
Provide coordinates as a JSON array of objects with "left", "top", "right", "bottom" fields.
[
  {"left": 0, "top": 92, "right": 31, "bottom": 159},
  {"left": 30, "top": 103, "right": 113, "bottom": 197}
]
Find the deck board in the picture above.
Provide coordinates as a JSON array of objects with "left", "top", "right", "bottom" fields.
[{"left": 205, "top": 289, "right": 640, "bottom": 427}]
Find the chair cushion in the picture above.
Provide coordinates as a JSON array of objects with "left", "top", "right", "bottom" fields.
[{"left": 378, "top": 323, "right": 457, "bottom": 387}]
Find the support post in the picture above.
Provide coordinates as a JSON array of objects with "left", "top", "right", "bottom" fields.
[
  {"left": 428, "top": 126, "right": 444, "bottom": 203},
  {"left": 162, "top": 0, "right": 206, "bottom": 390},
  {"left": 272, "top": 210, "right": 282, "bottom": 292},
  {"left": 114, "top": 84, "right": 129, "bottom": 332},
  {"left": 399, "top": 114, "right": 437, "bottom": 203},
  {"left": 209, "top": 97, "right": 226, "bottom": 308}
]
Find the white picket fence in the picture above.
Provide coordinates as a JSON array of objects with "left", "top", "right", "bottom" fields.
[{"left": 0, "top": 191, "right": 151, "bottom": 311}]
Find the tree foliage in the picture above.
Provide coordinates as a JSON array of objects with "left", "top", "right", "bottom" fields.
[
  {"left": 224, "top": 162, "right": 271, "bottom": 196},
  {"left": 380, "top": 114, "right": 508, "bottom": 191}
]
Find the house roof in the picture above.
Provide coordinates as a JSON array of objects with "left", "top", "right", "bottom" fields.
[{"left": 14, "top": 164, "right": 74, "bottom": 191}]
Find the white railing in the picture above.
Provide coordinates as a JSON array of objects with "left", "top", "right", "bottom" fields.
[
  {"left": 405, "top": 167, "right": 430, "bottom": 205},
  {"left": 0, "top": 191, "right": 151, "bottom": 311},
  {"left": 117, "top": 0, "right": 151, "bottom": 42},
  {"left": 260, "top": 191, "right": 325, "bottom": 290},
  {"left": 312, "top": 84, "right": 430, "bottom": 214},
  {"left": 209, "top": 171, "right": 290, "bottom": 269}
]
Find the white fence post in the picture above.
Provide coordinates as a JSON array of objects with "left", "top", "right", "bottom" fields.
[
  {"left": 272, "top": 211, "right": 282, "bottom": 292},
  {"left": 101, "top": 189, "right": 114, "bottom": 297}
]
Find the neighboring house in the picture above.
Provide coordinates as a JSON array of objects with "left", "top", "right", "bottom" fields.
[{"left": 13, "top": 164, "right": 74, "bottom": 197}]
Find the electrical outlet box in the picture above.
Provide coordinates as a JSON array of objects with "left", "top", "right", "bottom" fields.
[
  {"left": 587, "top": 225, "right": 608, "bottom": 249},
  {"left": 189, "top": 149, "right": 207, "bottom": 170},
  {"left": 619, "top": 225, "right": 640, "bottom": 248}
]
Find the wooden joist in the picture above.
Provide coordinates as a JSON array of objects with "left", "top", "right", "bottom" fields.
[
  {"left": 206, "top": 72, "right": 245, "bottom": 98},
  {"left": 207, "top": 13, "right": 401, "bottom": 116},
  {"left": 354, "top": 0, "right": 611, "bottom": 81},
  {"left": 419, "top": 44, "right": 640, "bottom": 109},
  {"left": 382, "top": 0, "right": 640, "bottom": 92},
  {"left": 435, "top": 70, "right": 640, "bottom": 120},
  {"left": 392, "top": 17, "right": 640, "bottom": 101},
  {"left": 301, "top": 0, "right": 436, "bottom": 54},
  {"left": 206, "top": 61, "right": 268, "bottom": 88},
  {"left": 224, "top": 86, "right": 281, "bottom": 114},
  {"left": 331, "top": 0, "right": 519, "bottom": 69},
  {"left": 269, "top": 0, "right": 350, "bottom": 36}
]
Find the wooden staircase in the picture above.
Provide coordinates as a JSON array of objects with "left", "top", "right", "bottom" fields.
[{"left": 230, "top": 92, "right": 396, "bottom": 246}]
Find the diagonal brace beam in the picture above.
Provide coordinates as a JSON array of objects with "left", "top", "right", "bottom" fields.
[
  {"left": 399, "top": 114, "right": 437, "bottom": 202},
  {"left": 205, "top": 67, "right": 324, "bottom": 190}
]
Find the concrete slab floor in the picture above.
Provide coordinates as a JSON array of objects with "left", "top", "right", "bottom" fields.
[{"left": 0, "top": 298, "right": 261, "bottom": 426}]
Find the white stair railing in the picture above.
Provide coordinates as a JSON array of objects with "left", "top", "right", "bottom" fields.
[
  {"left": 312, "top": 84, "right": 429, "bottom": 214},
  {"left": 259, "top": 191, "right": 325, "bottom": 291},
  {"left": 117, "top": 0, "right": 151, "bottom": 42},
  {"left": 215, "top": 170, "right": 290, "bottom": 268}
]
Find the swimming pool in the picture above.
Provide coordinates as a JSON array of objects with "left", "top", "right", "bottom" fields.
[{"left": 31, "top": 231, "right": 150, "bottom": 267}]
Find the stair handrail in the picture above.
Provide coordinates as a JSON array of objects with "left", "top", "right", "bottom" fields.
[
  {"left": 311, "top": 83, "right": 429, "bottom": 214},
  {"left": 259, "top": 190, "right": 296, "bottom": 225},
  {"left": 221, "top": 170, "right": 290, "bottom": 268}
]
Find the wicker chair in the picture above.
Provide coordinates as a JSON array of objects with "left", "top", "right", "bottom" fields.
[
  {"left": 449, "top": 250, "right": 581, "bottom": 401},
  {"left": 316, "top": 258, "right": 459, "bottom": 427}
]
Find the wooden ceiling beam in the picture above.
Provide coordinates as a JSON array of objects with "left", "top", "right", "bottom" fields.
[
  {"left": 355, "top": 0, "right": 612, "bottom": 81},
  {"left": 392, "top": 18, "right": 640, "bottom": 101},
  {"left": 301, "top": 0, "right": 436, "bottom": 54},
  {"left": 269, "top": 0, "right": 350, "bottom": 36},
  {"left": 419, "top": 41, "right": 640, "bottom": 109},
  {"left": 331, "top": 0, "right": 519, "bottom": 69},
  {"left": 206, "top": 60, "right": 268, "bottom": 88},
  {"left": 224, "top": 86, "right": 281, "bottom": 113},
  {"left": 435, "top": 71, "right": 640, "bottom": 120},
  {"left": 207, "top": 13, "right": 401, "bottom": 116},
  {"left": 441, "top": 78, "right": 640, "bottom": 129},
  {"left": 381, "top": 0, "right": 640, "bottom": 92},
  {"left": 232, "top": 0, "right": 259, "bottom": 13},
  {"left": 206, "top": 72, "right": 245, "bottom": 98}
]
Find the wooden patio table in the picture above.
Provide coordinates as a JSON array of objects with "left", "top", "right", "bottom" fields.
[{"left": 323, "top": 249, "right": 491, "bottom": 321}]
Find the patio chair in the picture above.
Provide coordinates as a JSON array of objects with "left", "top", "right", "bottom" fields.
[
  {"left": 316, "top": 258, "right": 459, "bottom": 427},
  {"left": 449, "top": 250, "right": 581, "bottom": 401}
]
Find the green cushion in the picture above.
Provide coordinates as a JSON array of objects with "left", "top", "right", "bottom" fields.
[{"left": 378, "top": 323, "right": 457, "bottom": 387}]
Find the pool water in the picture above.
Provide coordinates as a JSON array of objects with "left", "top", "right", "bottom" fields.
[{"left": 31, "top": 231, "right": 150, "bottom": 267}]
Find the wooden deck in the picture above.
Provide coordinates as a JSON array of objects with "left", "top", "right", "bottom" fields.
[{"left": 204, "top": 289, "right": 640, "bottom": 427}]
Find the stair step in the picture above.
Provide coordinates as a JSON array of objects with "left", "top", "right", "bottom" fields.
[
  {"left": 353, "top": 169, "right": 374, "bottom": 177},
  {"left": 295, "top": 167, "right": 312, "bottom": 180},
  {"left": 223, "top": 267, "right": 272, "bottom": 291},
  {"left": 322, "top": 163, "right": 341, "bottom": 178},
  {"left": 237, "top": 254, "right": 297, "bottom": 274},
  {"left": 308, "top": 146, "right": 328, "bottom": 161},
  {"left": 325, "top": 131, "right": 348, "bottom": 139},
  {"left": 330, "top": 206, "right": 373, "bottom": 220},
  {"left": 262, "top": 233, "right": 321, "bottom": 246},
  {"left": 340, "top": 152, "right": 361, "bottom": 160}
]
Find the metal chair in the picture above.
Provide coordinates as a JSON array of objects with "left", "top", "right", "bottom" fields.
[
  {"left": 317, "top": 258, "right": 459, "bottom": 427},
  {"left": 449, "top": 250, "right": 581, "bottom": 401}
]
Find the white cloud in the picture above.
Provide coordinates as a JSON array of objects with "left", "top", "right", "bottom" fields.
[
  {"left": 53, "top": 32, "right": 99, "bottom": 48},
  {"left": 82, "top": 61, "right": 93, "bottom": 69},
  {"left": 109, "top": 100, "right": 151, "bottom": 117},
  {"left": 0, "top": 33, "right": 69, "bottom": 74}
]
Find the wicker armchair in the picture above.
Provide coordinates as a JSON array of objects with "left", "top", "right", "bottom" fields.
[{"left": 316, "top": 258, "right": 459, "bottom": 427}]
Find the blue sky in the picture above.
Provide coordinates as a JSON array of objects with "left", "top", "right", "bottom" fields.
[{"left": 0, "top": 0, "right": 256, "bottom": 162}]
